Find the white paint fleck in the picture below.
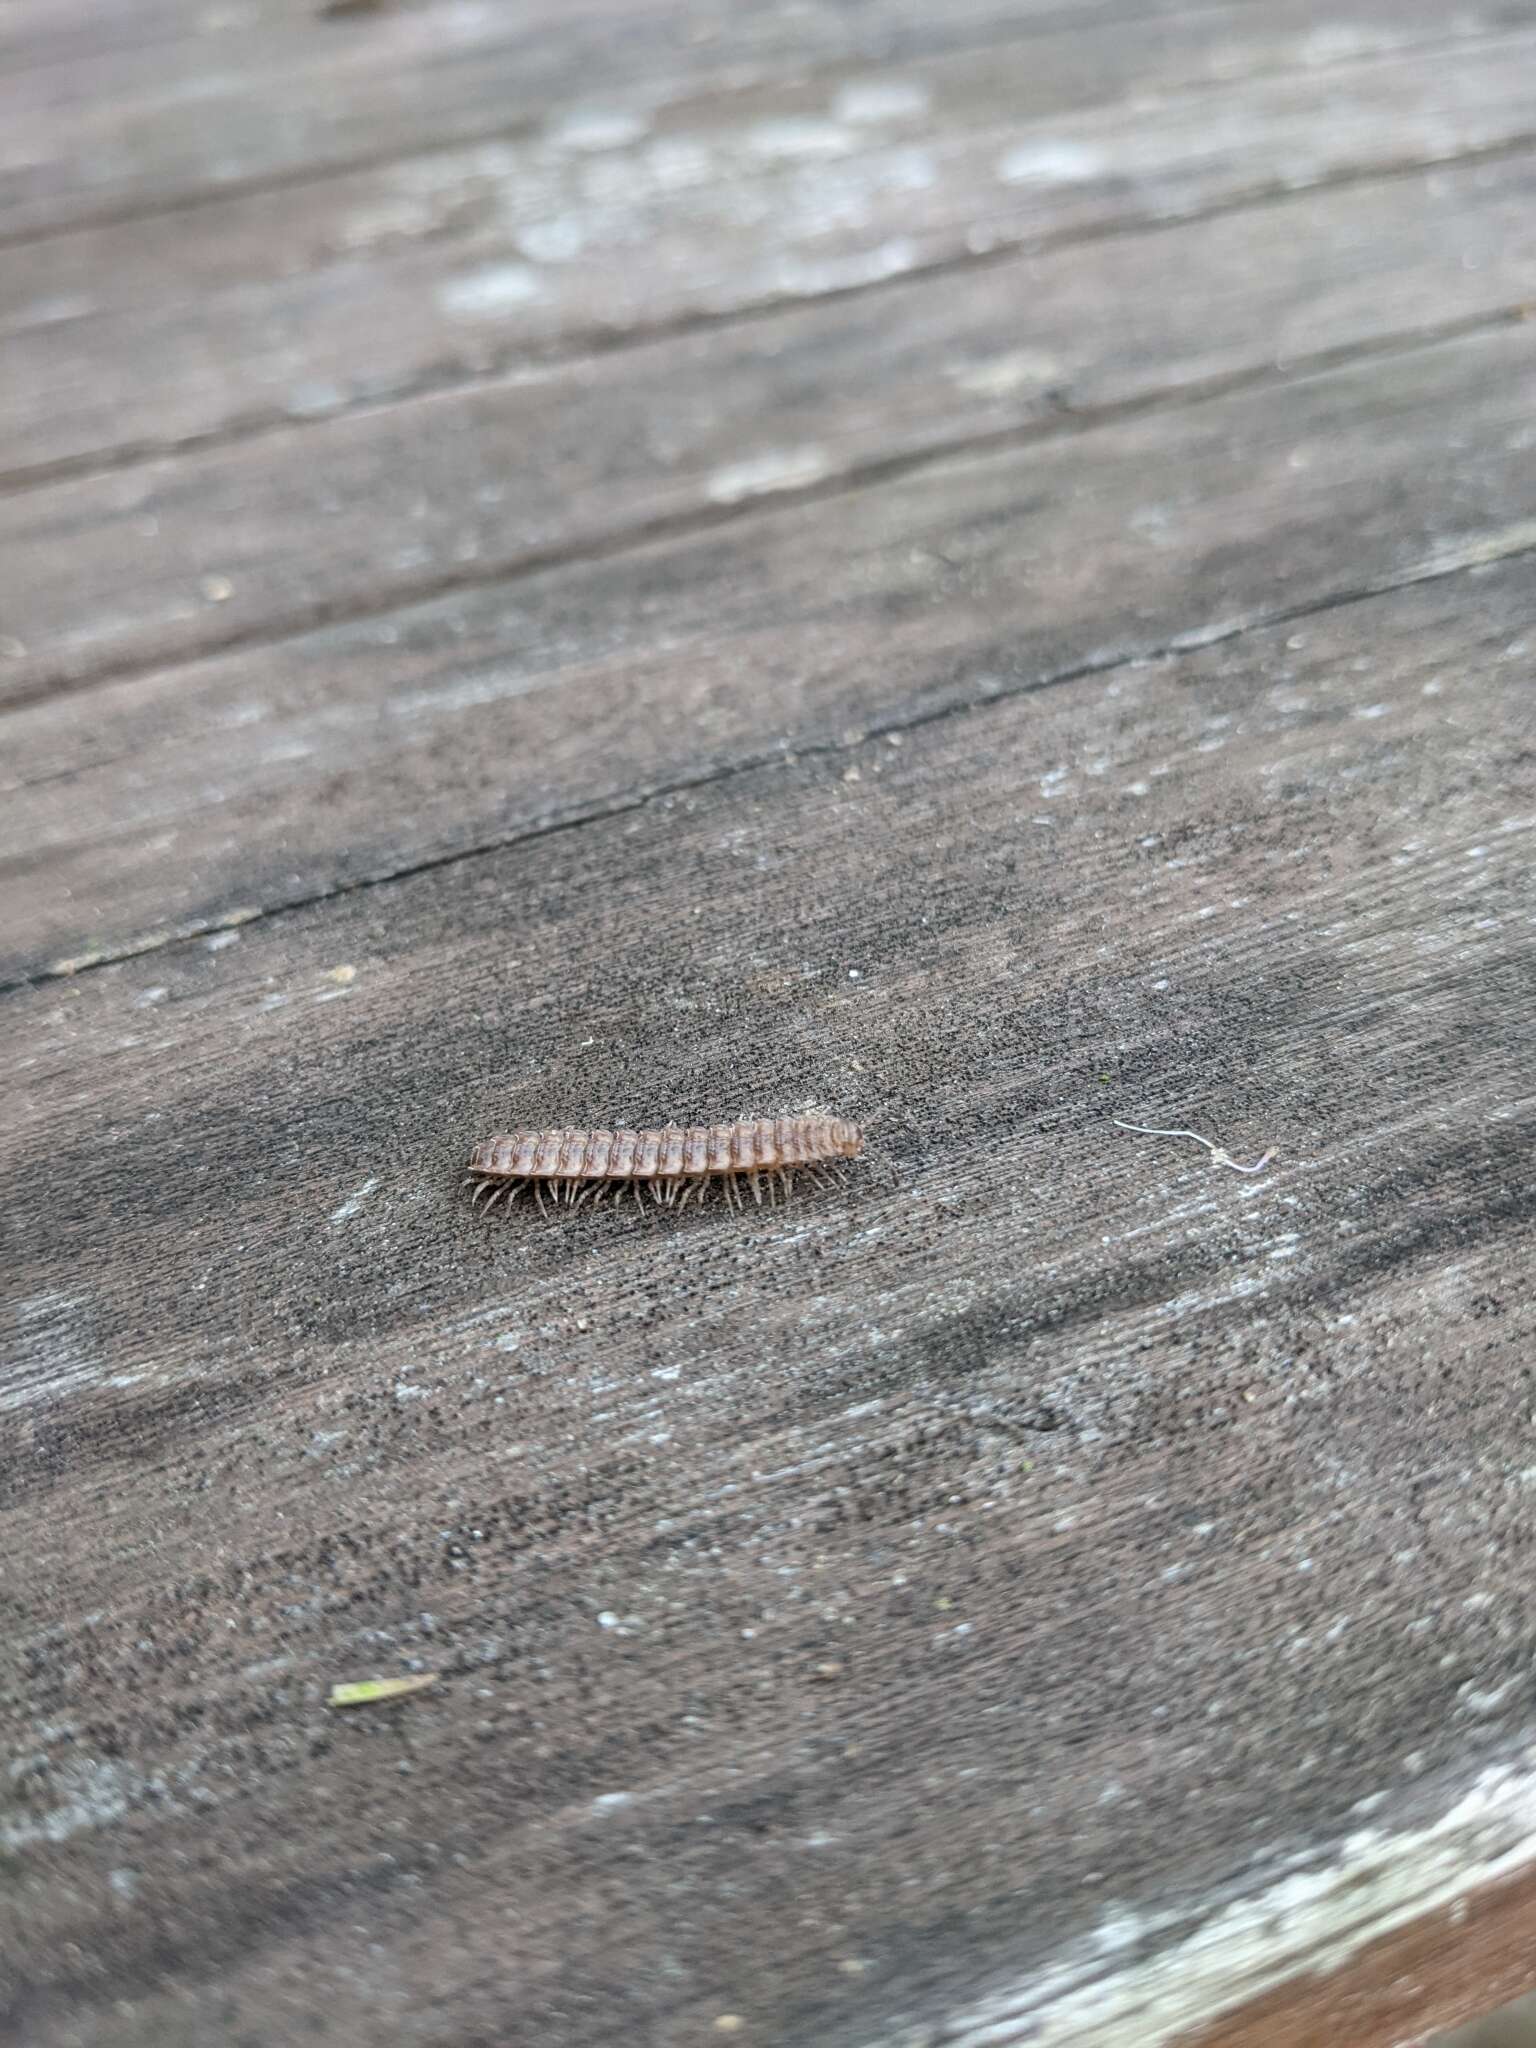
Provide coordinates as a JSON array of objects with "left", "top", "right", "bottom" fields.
[
  {"left": 1300, "top": 22, "right": 1392, "bottom": 64},
  {"left": 1, "top": 1759, "right": 133, "bottom": 1850},
  {"left": 438, "top": 262, "right": 545, "bottom": 318},
  {"left": 746, "top": 118, "right": 853, "bottom": 160},
  {"left": 832, "top": 78, "right": 931, "bottom": 125},
  {"left": 516, "top": 215, "right": 588, "bottom": 264},
  {"left": 549, "top": 109, "right": 650, "bottom": 152},
  {"left": 204, "top": 930, "right": 239, "bottom": 952},
  {"left": 286, "top": 381, "right": 344, "bottom": 419},
  {"left": 3, "top": 1293, "right": 100, "bottom": 1413},
  {"left": 1460, "top": 1681, "right": 1515, "bottom": 1716},
  {"left": 950, "top": 349, "right": 1061, "bottom": 399},
  {"left": 330, "top": 1177, "right": 380, "bottom": 1225},
  {"left": 706, "top": 445, "right": 832, "bottom": 505},
  {"left": 997, "top": 138, "right": 1106, "bottom": 185},
  {"left": 4, "top": 292, "right": 98, "bottom": 335},
  {"left": 771, "top": 236, "right": 916, "bottom": 296}
]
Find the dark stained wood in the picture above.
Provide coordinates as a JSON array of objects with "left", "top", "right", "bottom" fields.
[
  {"left": 4, "top": 562, "right": 1534, "bottom": 2045},
  {"left": 7, "top": 8, "right": 1536, "bottom": 482},
  {"left": 5, "top": 3, "right": 1536, "bottom": 2044},
  {"left": 6, "top": 315, "right": 1536, "bottom": 984},
  {"left": 1178, "top": 1860, "right": 1536, "bottom": 2048},
  {"left": 4, "top": 152, "right": 1535, "bottom": 701}
]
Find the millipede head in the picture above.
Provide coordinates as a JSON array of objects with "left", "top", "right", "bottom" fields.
[{"left": 830, "top": 1120, "right": 865, "bottom": 1158}]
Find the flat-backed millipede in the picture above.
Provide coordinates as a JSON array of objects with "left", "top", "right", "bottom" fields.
[{"left": 465, "top": 1116, "right": 864, "bottom": 1216}]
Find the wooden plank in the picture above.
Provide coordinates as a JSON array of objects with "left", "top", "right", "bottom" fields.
[
  {"left": 4, "top": 153, "right": 1534, "bottom": 701},
  {"left": 0, "top": 0, "right": 1159, "bottom": 74},
  {"left": 3, "top": 556, "right": 1532, "bottom": 2047},
  {"left": 6, "top": 11, "right": 1536, "bottom": 481},
  {"left": 0, "top": 0, "right": 1280, "bottom": 239},
  {"left": 1177, "top": 1858, "right": 1536, "bottom": 2048},
  {"left": 5, "top": 316, "right": 1535, "bottom": 987},
  {"left": 0, "top": 0, "right": 208, "bottom": 70}
]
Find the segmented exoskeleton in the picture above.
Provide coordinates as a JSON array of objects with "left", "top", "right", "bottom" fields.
[{"left": 465, "top": 1116, "right": 864, "bottom": 1215}]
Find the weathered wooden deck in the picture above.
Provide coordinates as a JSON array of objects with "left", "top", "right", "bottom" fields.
[{"left": 4, "top": 3, "right": 1536, "bottom": 2043}]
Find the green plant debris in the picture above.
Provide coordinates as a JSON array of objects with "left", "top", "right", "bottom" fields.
[{"left": 327, "top": 1675, "right": 438, "bottom": 1708}]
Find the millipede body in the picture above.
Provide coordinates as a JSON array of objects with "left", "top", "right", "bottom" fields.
[{"left": 465, "top": 1116, "right": 864, "bottom": 1214}]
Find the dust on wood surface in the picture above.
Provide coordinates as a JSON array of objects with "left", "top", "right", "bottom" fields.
[{"left": 4, "top": 3, "right": 1536, "bottom": 2046}]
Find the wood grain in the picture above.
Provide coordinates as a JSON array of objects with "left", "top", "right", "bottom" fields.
[
  {"left": 4, "top": 559, "right": 1533, "bottom": 2046},
  {"left": 6, "top": 315, "right": 1536, "bottom": 985},
  {"left": 0, "top": 0, "right": 1341, "bottom": 239},
  {"left": 5, "top": 152, "right": 1535, "bottom": 700},
  {"left": 7, "top": 5, "right": 1536, "bottom": 2041},
  {"left": 6, "top": 7, "right": 1536, "bottom": 481}
]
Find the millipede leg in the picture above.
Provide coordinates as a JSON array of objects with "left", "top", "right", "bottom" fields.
[
  {"left": 779, "top": 1170, "right": 793, "bottom": 1203},
  {"left": 723, "top": 1174, "right": 740, "bottom": 1212},
  {"left": 535, "top": 1183, "right": 550, "bottom": 1218},
  {"left": 471, "top": 1179, "right": 493, "bottom": 1207},
  {"left": 750, "top": 1172, "right": 764, "bottom": 1206}
]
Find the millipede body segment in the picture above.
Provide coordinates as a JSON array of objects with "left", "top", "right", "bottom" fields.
[{"left": 465, "top": 1117, "right": 864, "bottom": 1214}]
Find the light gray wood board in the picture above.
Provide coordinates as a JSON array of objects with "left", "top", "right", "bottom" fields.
[
  {"left": 4, "top": 152, "right": 1535, "bottom": 700},
  {"left": 0, "top": 0, "right": 1379, "bottom": 237},
  {"left": 6, "top": 318, "right": 1536, "bottom": 985},
  {"left": 5, "top": 9, "right": 1536, "bottom": 480},
  {"left": 3, "top": 560, "right": 1533, "bottom": 2046},
  {"left": 0, "top": 0, "right": 1211, "bottom": 76}
]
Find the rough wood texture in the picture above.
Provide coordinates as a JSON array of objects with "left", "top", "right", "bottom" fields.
[
  {"left": 6, "top": 151, "right": 1536, "bottom": 702},
  {"left": 2, "top": 0, "right": 1513, "bottom": 240},
  {"left": 8, "top": 4, "right": 1536, "bottom": 484},
  {"left": 6, "top": 562, "right": 1535, "bottom": 2045},
  {"left": 8, "top": 314, "right": 1536, "bottom": 983},
  {"left": 5, "top": 4, "right": 1536, "bottom": 2046}
]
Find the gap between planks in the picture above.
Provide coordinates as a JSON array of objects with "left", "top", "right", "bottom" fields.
[{"left": 7, "top": 527, "right": 1535, "bottom": 1000}]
